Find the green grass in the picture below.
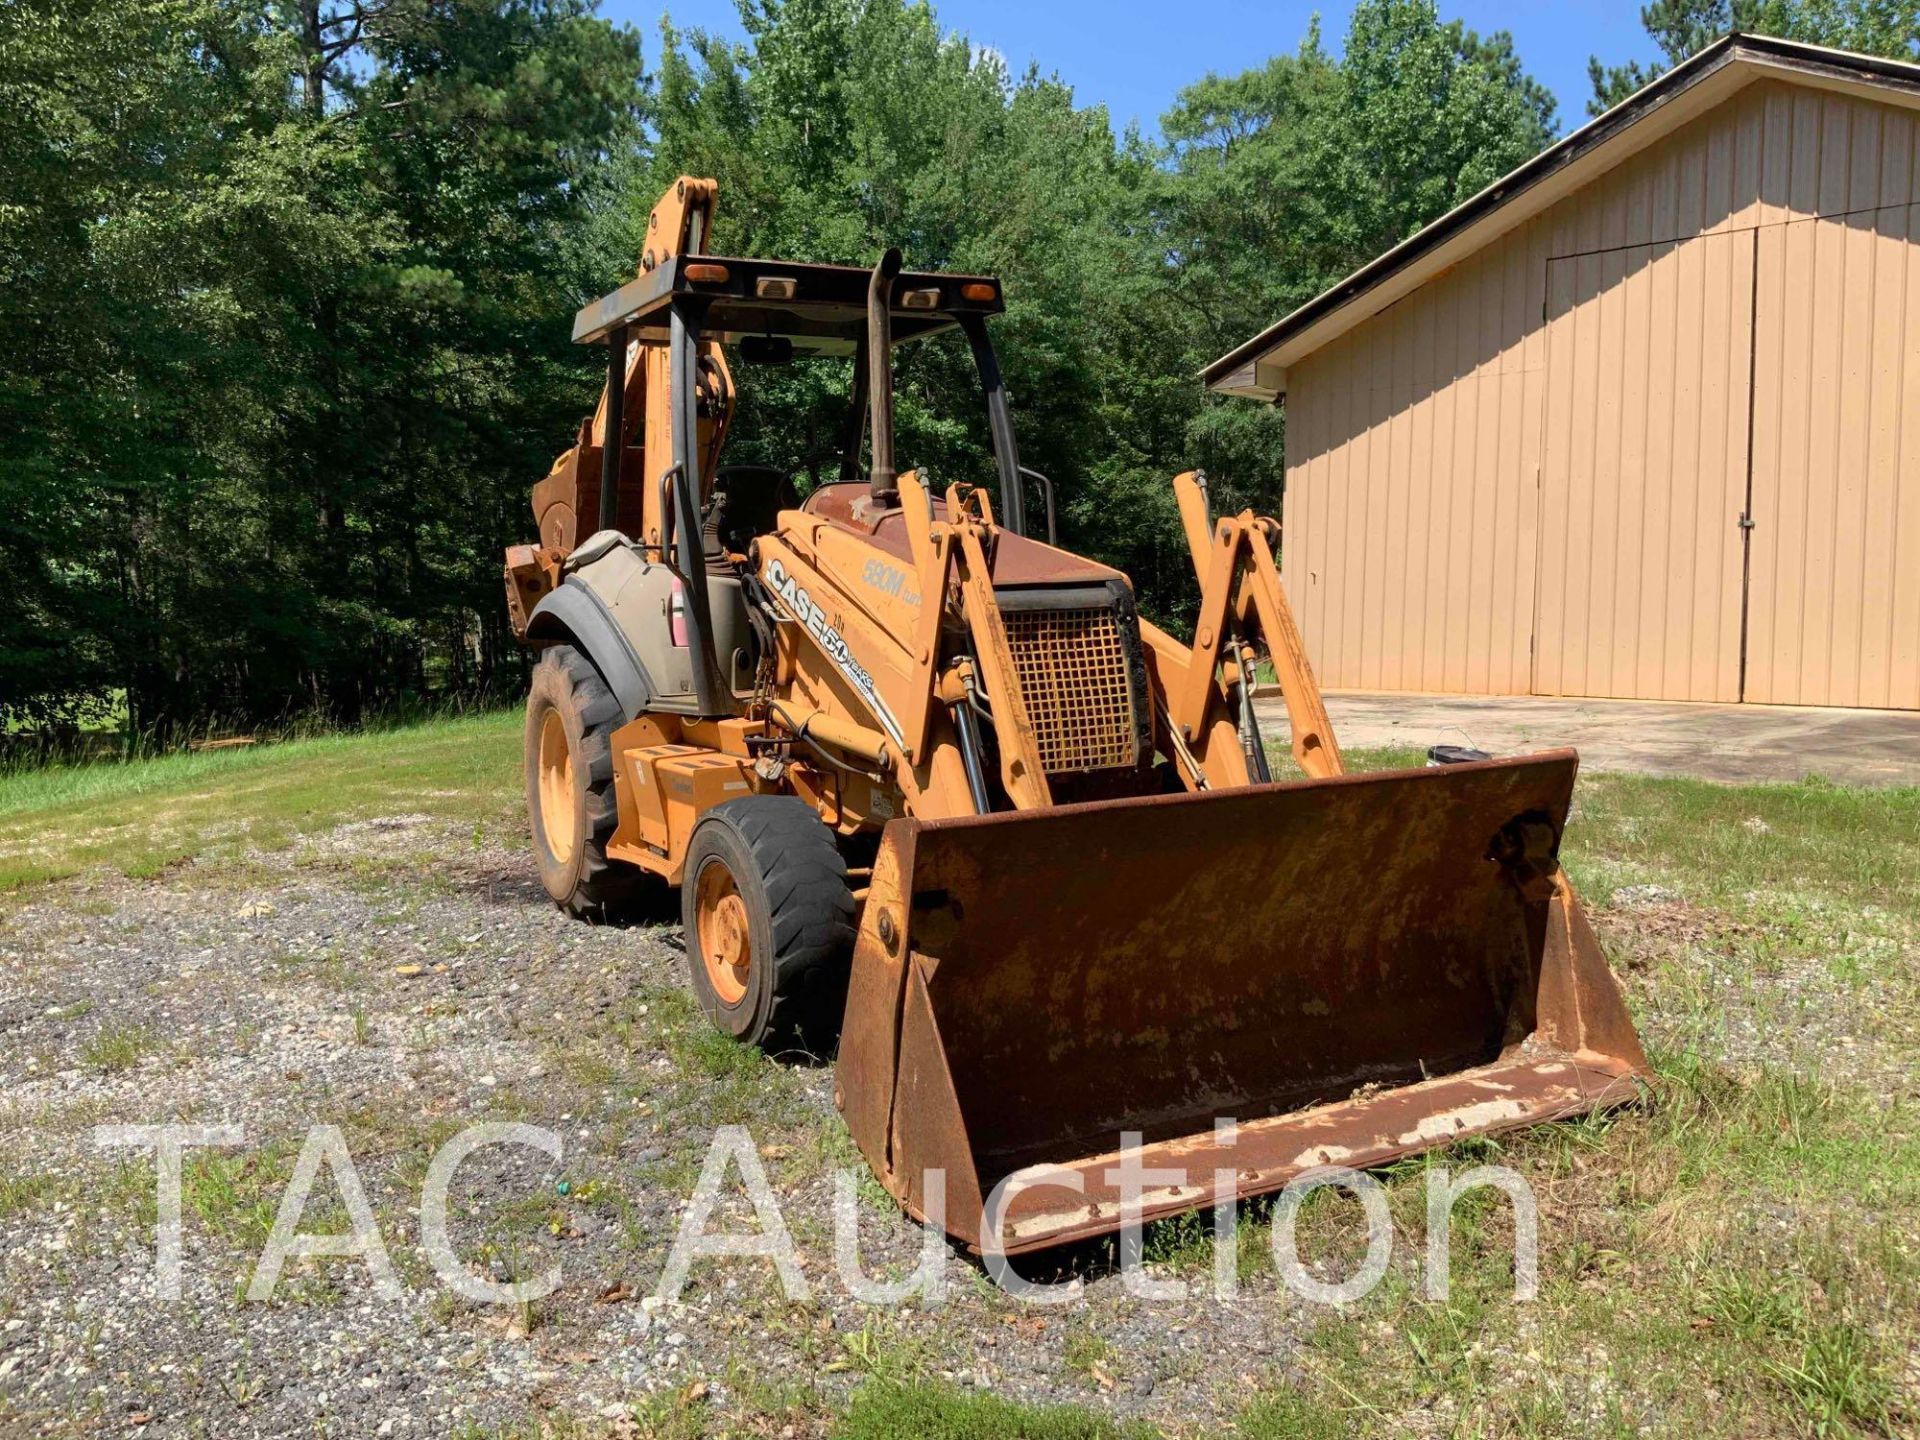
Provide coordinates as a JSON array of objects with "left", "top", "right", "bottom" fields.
[
  {"left": 835, "top": 1382, "right": 1157, "bottom": 1440},
  {"left": 1266, "top": 742, "right": 1427, "bottom": 779},
  {"left": 0, "top": 710, "right": 521, "bottom": 889},
  {"left": 1570, "top": 769, "right": 1920, "bottom": 921},
  {"left": 1235, "top": 1389, "right": 1352, "bottom": 1440}
]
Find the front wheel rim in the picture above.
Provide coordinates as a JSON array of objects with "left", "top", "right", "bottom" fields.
[
  {"left": 695, "top": 861, "right": 752, "bottom": 1006},
  {"left": 536, "top": 708, "right": 577, "bottom": 865}
]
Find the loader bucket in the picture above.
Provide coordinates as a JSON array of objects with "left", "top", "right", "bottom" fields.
[{"left": 834, "top": 751, "right": 1647, "bottom": 1255}]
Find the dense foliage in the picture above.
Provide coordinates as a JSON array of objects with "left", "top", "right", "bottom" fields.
[
  {"left": 0, "top": 0, "right": 1877, "bottom": 739},
  {"left": 1588, "top": 1, "right": 1920, "bottom": 113},
  {"left": 2, "top": 0, "right": 643, "bottom": 735}
]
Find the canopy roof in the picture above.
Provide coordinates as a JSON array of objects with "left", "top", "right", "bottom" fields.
[{"left": 572, "top": 253, "right": 1003, "bottom": 356}]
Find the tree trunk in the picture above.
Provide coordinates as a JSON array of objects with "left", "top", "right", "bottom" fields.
[{"left": 299, "top": 2, "right": 325, "bottom": 117}]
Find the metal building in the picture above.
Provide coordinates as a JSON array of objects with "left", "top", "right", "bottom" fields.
[{"left": 1205, "top": 34, "right": 1920, "bottom": 709}]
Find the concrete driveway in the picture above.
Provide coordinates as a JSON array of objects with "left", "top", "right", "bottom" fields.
[{"left": 1254, "top": 690, "right": 1920, "bottom": 787}]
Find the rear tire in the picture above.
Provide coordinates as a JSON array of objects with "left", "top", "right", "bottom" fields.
[
  {"left": 683, "top": 797, "right": 856, "bottom": 1055},
  {"left": 525, "top": 644, "right": 641, "bottom": 919}
]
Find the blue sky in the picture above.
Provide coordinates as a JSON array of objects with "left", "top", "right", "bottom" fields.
[{"left": 599, "top": 1, "right": 1666, "bottom": 138}]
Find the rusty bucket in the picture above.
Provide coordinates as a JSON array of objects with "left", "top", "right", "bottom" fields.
[{"left": 834, "top": 751, "right": 1647, "bottom": 1254}]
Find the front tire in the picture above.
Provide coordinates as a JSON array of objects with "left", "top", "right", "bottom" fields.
[
  {"left": 524, "top": 644, "right": 639, "bottom": 919},
  {"left": 683, "top": 797, "right": 856, "bottom": 1054}
]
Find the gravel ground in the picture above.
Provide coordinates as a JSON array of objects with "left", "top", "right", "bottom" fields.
[{"left": 0, "top": 821, "right": 1322, "bottom": 1438}]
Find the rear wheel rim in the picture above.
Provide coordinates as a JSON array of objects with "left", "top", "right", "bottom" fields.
[
  {"left": 537, "top": 708, "right": 577, "bottom": 866},
  {"left": 695, "top": 862, "right": 752, "bottom": 1006}
]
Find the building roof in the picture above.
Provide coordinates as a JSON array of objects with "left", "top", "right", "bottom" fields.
[{"left": 1203, "top": 33, "right": 1920, "bottom": 401}]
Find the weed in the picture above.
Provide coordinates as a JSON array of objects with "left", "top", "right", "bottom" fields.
[
  {"left": 1698, "top": 1268, "right": 1801, "bottom": 1339},
  {"left": 835, "top": 1317, "right": 932, "bottom": 1383},
  {"left": 625, "top": 1386, "right": 718, "bottom": 1440},
  {"left": 1139, "top": 1207, "right": 1212, "bottom": 1271},
  {"left": 79, "top": 1022, "right": 155, "bottom": 1073},
  {"left": 0, "top": 1166, "right": 59, "bottom": 1222},
  {"left": 1766, "top": 1319, "right": 1895, "bottom": 1434},
  {"left": 182, "top": 1142, "right": 302, "bottom": 1251},
  {"left": 1059, "top": 1324, "right": 1113, "bottom": 1378}
]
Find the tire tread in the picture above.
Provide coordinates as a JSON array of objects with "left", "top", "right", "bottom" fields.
[
  {"left": 695, "top": 796, "right": 856, "bottom": 1052},
  {"left": 529, "top": 644, "right": 641, "bottom": 920}
]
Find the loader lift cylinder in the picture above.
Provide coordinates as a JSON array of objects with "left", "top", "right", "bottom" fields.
[
  {"left": 1237, "top": 661, "right": 1272, "bottom": 782},
  {"left": 950, "top": 698, "right": 992, "bottom": 814},
  {"left": 599, "top": 324, "right": 627, "bottom": 534}
]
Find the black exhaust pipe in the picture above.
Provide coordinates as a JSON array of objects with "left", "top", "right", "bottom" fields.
[{"left": 866, "top": 248, "right": 902, "bottom": 507}]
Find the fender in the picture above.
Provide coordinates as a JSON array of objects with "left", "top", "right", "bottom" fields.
[{"left": 525, "top": 578, "right": 653, "bottom": 720}]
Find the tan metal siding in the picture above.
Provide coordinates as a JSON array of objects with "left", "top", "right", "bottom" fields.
[
  {"left": 1282, "top": 225, "right": 1551, "bottom": 695},
  {"left": 1748, "top": 204, "right": 1920, "bottom": 707},
  {"left": 1534, "top": 233, "right": 1753, "bottom": 701},
  {"left": 1280, "top": 77, "right": 1920, "bottom": 705},
  {"left": 1282, "top": 226, "right": 1546, "bottom": 693}
]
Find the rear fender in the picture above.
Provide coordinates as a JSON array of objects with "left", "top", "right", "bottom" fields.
[{"left": 526, "top": 579, "right": 654, "bottom": 721}]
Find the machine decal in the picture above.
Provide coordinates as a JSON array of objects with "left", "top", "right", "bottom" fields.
[
  {"left": 764, "top": 557, "right": 907, "bottom": 749},
  {"left": 861, "top": 557, "right": 920, "bottom": 608}
]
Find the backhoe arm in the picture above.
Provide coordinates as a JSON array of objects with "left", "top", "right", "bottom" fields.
[{"left": 586, "top": 177, "right": 736, "bottom": 556}]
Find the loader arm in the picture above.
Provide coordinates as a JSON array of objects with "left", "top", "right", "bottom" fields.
[
  {"left": 757, "top": 471, "right": 1059, "bottom": 819},
  {"left": 1170, "top": 470, "right": 1342, "bottom": 779},
  {"left": 945, "top": 484, "right": 1054, "bottom": 811}
]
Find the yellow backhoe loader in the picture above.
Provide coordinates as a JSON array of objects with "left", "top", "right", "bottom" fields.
[{"left": 503, "top": 177, "right": 1648, "bottom": 1256}]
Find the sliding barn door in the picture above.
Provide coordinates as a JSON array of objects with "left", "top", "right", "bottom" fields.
[
  {"left": 1747, "top": 206, "right": 1920, "bottom": 709},
  {"left": 1534, "top": 231, "right": 1755, "bottom": 702}
]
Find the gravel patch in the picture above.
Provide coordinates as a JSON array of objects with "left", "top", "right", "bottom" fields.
[{"left": 0, "top": 825, "right": 1322, "bottom": 1437}]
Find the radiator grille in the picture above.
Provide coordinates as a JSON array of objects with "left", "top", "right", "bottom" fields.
[{"left": 1003, "top": 604, "right": 1139, "bottom": 774}]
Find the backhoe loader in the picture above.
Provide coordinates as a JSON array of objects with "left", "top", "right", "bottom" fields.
[{"left": 503, "top": 177, "right": 1648, "bottom": 1256}]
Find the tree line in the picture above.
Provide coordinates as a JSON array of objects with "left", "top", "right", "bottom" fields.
[{"left": 2, "top": 0, "right": 1911, "bottom": 742}]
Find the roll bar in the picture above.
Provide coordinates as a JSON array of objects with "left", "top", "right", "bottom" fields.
[
  {"left": 668, "top": 298, "right": 727, "bottom": 716},
  {"left": 866, "top": 249, "right": 902, "bottom": 507}
]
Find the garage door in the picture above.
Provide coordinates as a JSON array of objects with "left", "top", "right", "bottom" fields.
[
  {"left": 1534, "top": 231, "right": 1755, "bottom": 702},
  {"left": 1746, "top": 207, "right": 1920, "bottom": 709}
]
